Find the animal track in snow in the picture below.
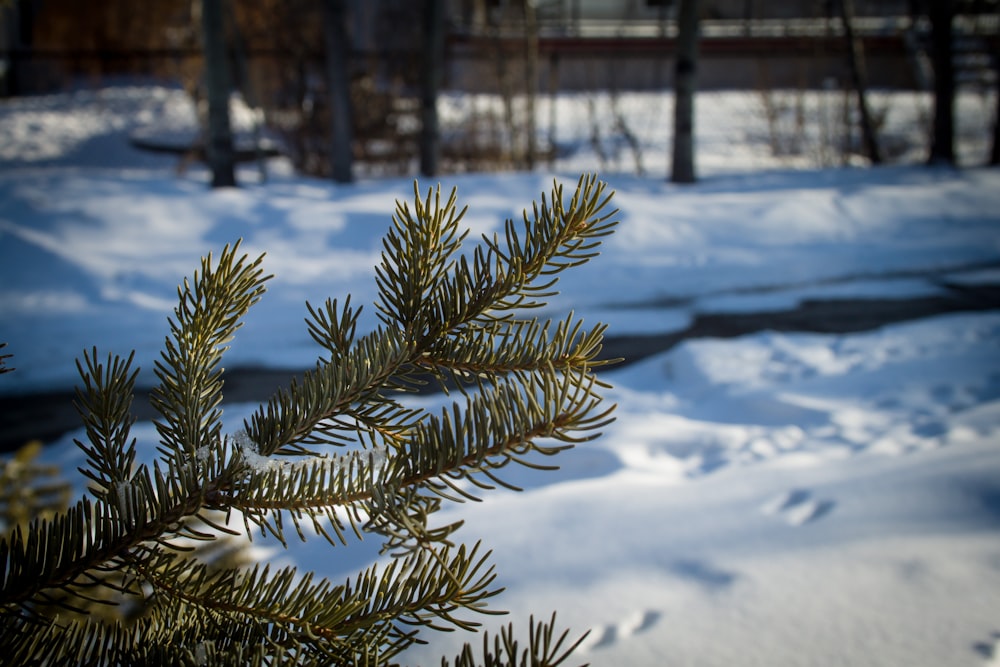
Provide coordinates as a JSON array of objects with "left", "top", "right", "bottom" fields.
[
  {"left": 761, "top": 488, "right": 836, "bottom": 526},
  {"left": 974, "top": 631, "right": 1000, "bottom": 666},
  {"left": 580, "top": 609, "right": 662, "bottom": 653}
]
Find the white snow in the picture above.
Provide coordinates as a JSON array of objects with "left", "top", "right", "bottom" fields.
[{"left": 2, "top": 83, "right": 1000, "bottom": 666}]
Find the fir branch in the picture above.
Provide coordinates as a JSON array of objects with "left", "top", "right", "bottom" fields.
[
  {"left": 442, "top": 612, "right": 591, "bottom": 667},
  {"left": 0, "top": 441, "right": 72, "bottom": 536},
  {"left": 388, "top": 370, "right": 615, "bottom": 498},
  {"left": 0, "top": 601, "right": 334, "bottom": 667},
  {"left": 125, "top": 540, "right": 501, "bottom": 661},
  {"left": 0, "top": 342, "right": 13, "bottom": 374},
  {"left": 151, "top": 240, "right": 271, "bottom": 466},
  {"left": 481, "top": 173, "right": 617, "bottom": 314},
  {"left": 305, "top": 295, "right": 363, "bottom": 357},
  {"left": 222, "top": 434, "right": 377, "bottom": 548},
  {"left": 226, "top": 370, "right": 613, "bottom": 551},
  {"left": 73, "top": 348, "right": 140, "bottom": 500},
  {"left": 248, "top": 174, "right": 617, "bottom": 459},
  {"left": 415, "top": 313, "right": 616, "bottom": 394},
  {"left": 372, "top": 175, "right": 617, "bottom": 345},
  {"left": 375, "top": 183, "right": 470, "bottom": 333},
  {"left": 0, "top": 437, "right": 236, "bottom": 613},
  {"left": 243, "top": 326, "right": 415, "bottom": 457},
  {"left": 2, "top": 175, "right": 618, "bottom": 664}
]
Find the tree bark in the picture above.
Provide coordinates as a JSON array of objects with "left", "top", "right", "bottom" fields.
[
  {"left": 523, "top": 1, "right": 539, "bottom": 170},
  {"left": 323, "top": 0, "right": 354, "bottom": 183},
  {"left": 420, "top": 0, "right": 445, "bottom": 177},
  {"left": 201, "top": 0, "right": 236, "bottom": 188},
  {"left": 928, "top": 0, "right": 956, "bottom": 165},
  {"left": 990, "top": 20, "right": 1000, "bottom": 165},
  {"left": 743, "top": 0, "right": 755, "bottom": 36},
  {"left": 838, "top": 0, "right": 882, "bottom": 164},
  {"left": 671, "top": 0, "right": 699, "bottom": 184}
]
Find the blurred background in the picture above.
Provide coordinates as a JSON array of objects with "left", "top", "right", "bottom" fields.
[
  {"left": 1, "top": 0, "right": 997, "bottom": 180},
  {"left": 3, "top": 5, "right": 1000, "bottom": 664}
]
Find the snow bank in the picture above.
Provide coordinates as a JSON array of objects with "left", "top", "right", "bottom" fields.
[{"left": 2, "top": 84, "right": 1000, "bottom": 666}]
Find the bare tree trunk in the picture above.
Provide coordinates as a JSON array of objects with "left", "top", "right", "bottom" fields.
[
  {"left": 547, "top": 53, "right": 559, "bottom": 169},
  {"left": 323, "top": 0, "right": 353, "bottom": 183},
  {"left": 420, "top": 0, "right": 444, "bottom": 177},
  {"left": 992, "top": 50, "right": 1000, "bottom": 165},
  {"left": 223, "top": 0, "right": 266, "bottom": 182},
  {"left": 523, "top": 1, "right": 539, "bottom": 170},
  {"left": 838, "top": 0, "right": 882, "bottom": 164},
  {"left": 671, "top": 0, "right": 699, "bottom": 184},
  {"left": 743, "top": 0, "right": 755, "bottom": 36},
  {"left": 491, "top": 9, "right": 516, "bottom": 169},
  {"left": 201, "top": 0, "right": 236, "bottom": 188},
  {"left": 928, "top": 0, "right": 956, "bottom": 165}
]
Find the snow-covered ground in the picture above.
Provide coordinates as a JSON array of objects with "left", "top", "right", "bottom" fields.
[{"left": 1, "top": 85, "right": 1000, "bottom": 665}]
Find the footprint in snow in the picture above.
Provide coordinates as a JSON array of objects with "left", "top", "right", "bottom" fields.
[
  {"left": 580, "top": 609, "right": 662, "bottom": 652},
  {"left": 761, "top": 488, "right": 836, "bottom": 526},
  {"left": 974, "top": 632, "right": 1000, "bottom": 665}
]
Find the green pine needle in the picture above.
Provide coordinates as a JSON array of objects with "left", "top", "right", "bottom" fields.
[{"left": 0, "top": 175, "right": 618, "bottom": 665}]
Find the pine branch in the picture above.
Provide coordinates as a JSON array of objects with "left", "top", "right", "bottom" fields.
[
  {"left": 375, "top": 183, "right": 470, "bottom": 334},
  {"left": 0, "top": 601, "right": 335, "bottom": 667},
  {"left": 480, "top": 173, "right": 617, "bottom": 314},
  {"left": 0, "top": 343, "right": 13, "bottom": 374},
  {"left": 1, "top": 175, "right": 619, "bottom": 664},
  {"left": 73, "top": 348, "right": 140, "bottom": 500},
  {"left": 374, "top": 175, "right": 616, "bottom": 342},
  {"left": 0, "top": 453, "right": 218, "bottom": 610},
  {"left": 124, "top": 539, "right": 501, "bottom": 661},
  {"left": 441, "top": 612, "right": 590, "bottom": 667},
  {"left": 1, "top": 442, "right": 72, "bottom": 535},
  {"left": 243, "top": 327, "right": 415, "bottom": 457},
  {"left": 224, "top": 369, "right": 613, "bottom": 552},
  {"left": 151, "top": 240, "right": 271, "bottom": 467},
  {"left": 415, "top": 313, "right": 615, "bottom": 394},
  {"left": 246, "top": 174, "right": 618, "bottom": 460},
  {"left": 389, "top": 370, "right": 614, "bottom": 497}
]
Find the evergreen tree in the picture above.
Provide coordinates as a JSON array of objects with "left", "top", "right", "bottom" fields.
[{"left": 0, "top": 175, "right": 618, "bottom": 665}]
